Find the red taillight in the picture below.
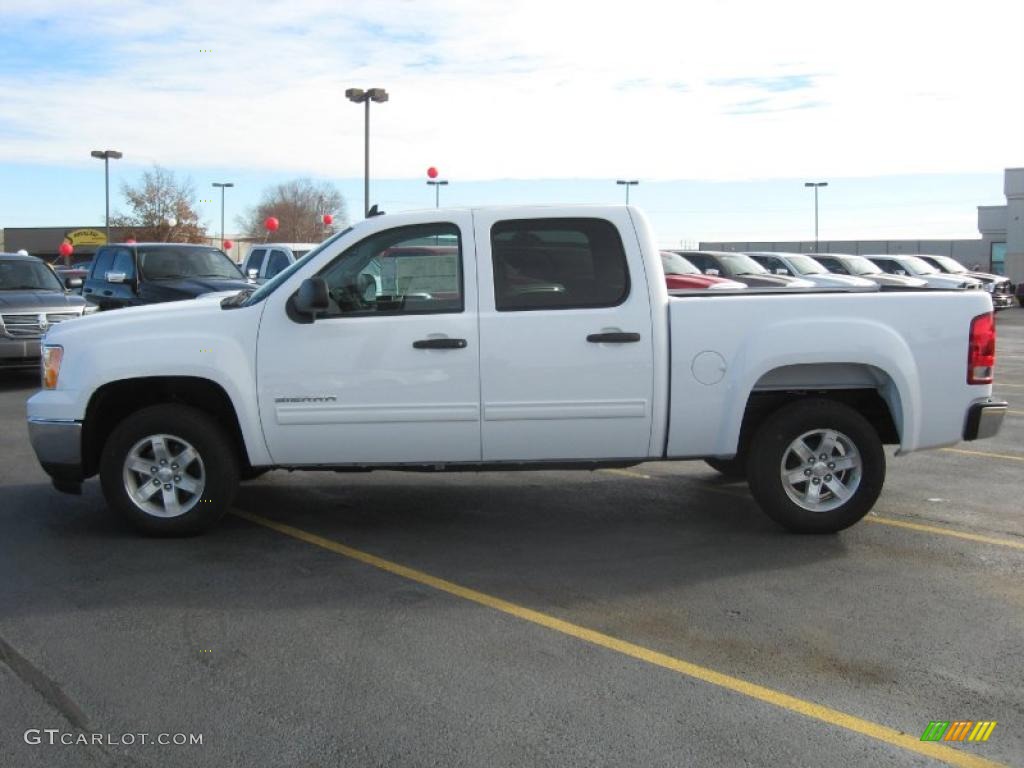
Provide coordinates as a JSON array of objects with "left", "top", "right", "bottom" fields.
[{"left": 967, "top": 312, "right": 995, "bottom": 385}]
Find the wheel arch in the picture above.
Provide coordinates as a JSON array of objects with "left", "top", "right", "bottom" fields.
[{"left": 82, "top": 376, "right": 253, "bottom": 478}]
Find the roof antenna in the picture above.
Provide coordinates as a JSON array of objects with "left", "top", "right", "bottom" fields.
[{"left": 367, "top": 204, "right": 385, "bottom": 218}]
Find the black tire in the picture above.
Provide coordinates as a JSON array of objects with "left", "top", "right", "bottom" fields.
[
  {"left": 746, "top": 399, "right": 885, "bottom": 534},
  {"left": 704, "top": 456, "right": 747, "bottom": 479},
  {"left": 100, "top": 405, "right": 239, "bottom": 536}
]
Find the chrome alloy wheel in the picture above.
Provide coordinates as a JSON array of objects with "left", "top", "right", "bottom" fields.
[
  {"left": 122, "top": 434, "right": 206, "bottom": 518},
  {"left": 780, "top": 428, "right": 862, "bottom": 513}
]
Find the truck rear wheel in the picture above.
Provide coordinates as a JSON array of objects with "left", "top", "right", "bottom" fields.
[
  {"left": 747, "top": 399, "right": 885, "bottom": 533},
  {"left": 99, "top": 405, "right": 239, "bottom": 536}
]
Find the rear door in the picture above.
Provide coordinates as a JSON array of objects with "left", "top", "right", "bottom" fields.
[{"left": 473, "top": 210, "right": 655, "bottom": 461}]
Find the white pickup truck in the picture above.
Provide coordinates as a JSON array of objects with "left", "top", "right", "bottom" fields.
[{"left": 27, "top": 206, "right": 1007, "bottom": 535}]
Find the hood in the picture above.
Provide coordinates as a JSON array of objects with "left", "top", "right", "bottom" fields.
[
  {"left": 860, "top": 273, "right": 929, "bottom": 288},
  {"left": 793, "top": 274, "right": 876, "bottom": 289},
  {"left": 43, "top": 294, "right": 231, "bottom": 345},
  {"left": 0, "top": 290, "right": 87, "bottom": 311},
  {"left": 920, "top": 274, "right": 983, "bottom": 290},
  {"left": 665, "top": 274, "right": 745, "bottom": 290},
  {"left": 726, "top": 273, "right": 815, "bottom": 288},
  {"left": 146, "top": 276, "right": 252, "bottom": 297}
]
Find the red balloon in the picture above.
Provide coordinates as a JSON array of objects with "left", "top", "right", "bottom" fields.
[
  {"left": 427, "top": 166, "right": 438, "bottom": 179},
  {"left": 223, "top": 239, "right": 234, "bottom": 250},
  {"left": 322, "top": 213, "right": 333, "bottom": 225},
  {"left": 58, "top": 242, "right": 73, "bottom": 257},
  {"left": 264, "top": 216, "right": 279, "bottom": 232},
  {"left": 125, "top": 237, "right": 137, "bottom": 244}
]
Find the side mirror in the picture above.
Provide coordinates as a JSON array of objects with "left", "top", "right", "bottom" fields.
[
  {"left": 248, "top": 268, "right": 259, "bottom": 279},
  {"left": 294, "top": 277, "right": 329, "bottom": 320},
  {"left": 64, "top": 277, "right": 82, "bottom": 289},
  {"left": 895, "top": 269, "right": 907, "bottom": 276},
  {"left": 775, "top": 268, "right": 789, "bottom": 275},
  {"left": 705, "top": 269, "right": 720, "bottom": 276},
  {"left": 105, "top": 271, "right": 126, "bottom": 284}
]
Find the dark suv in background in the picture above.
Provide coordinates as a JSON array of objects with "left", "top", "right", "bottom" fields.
[{"left": 83, "top": 243, "right": 251, "bottom": 311}]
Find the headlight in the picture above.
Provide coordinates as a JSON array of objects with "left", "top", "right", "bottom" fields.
[
  {"left": 983, "top": 282, "right": 995, "bottom": 292},
  {"left": 42, "top": 345, "right": 63, "bottom": 390}
]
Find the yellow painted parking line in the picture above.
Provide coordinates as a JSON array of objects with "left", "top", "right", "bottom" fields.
[
  {"left": 867, "top": 517, "right": 1024, "bottom": 552},
  {"left": 232, "top": 509, "right": 1005, "bottom": 768},
  {"left": 941, "top": 447, "right": 1024, "bottom": 463},
  {"left": 598, "top": 468, "right": 652, "bottom": 480},
  {"left": 600, "top": 472, "right": 1024, "bottom": 552},
  {"left": 1006, "top": 410, "right": 1024, "bottom": 416},
  {"left": 993, "top": 382, "right": 1024, "bottom": 388}
]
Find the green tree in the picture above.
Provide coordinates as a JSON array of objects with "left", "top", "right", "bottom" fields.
[
  {"left": 238, "top": 178, "right": 348, "bottom": 243},
  {"left": 111, "top": 166, "right": 206, "bottom": 243}
]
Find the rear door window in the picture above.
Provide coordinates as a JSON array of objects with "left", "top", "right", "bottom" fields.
[
  {"left": 266, "top": 250, "right": 291, "bottom": 278},
  {"left": 244, "top": 248, "right": 266, "bottom": 277},
  {"left": 490, "top": 218, "right": 629, "bottom": 311}
]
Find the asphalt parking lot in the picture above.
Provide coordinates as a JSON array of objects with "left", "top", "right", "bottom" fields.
[{"left": 1, "top": 310, "right": 1022, "bottom": 768}]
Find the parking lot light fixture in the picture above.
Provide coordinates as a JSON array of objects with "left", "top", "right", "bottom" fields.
[
  {"left": 426, "top": 179, "right": 449, "bottom": 208},
  {"left": 804, "top": 181, "right": 828, "bottom": 251},
  {"left": 212, "top": 182, "right": 234, "bottom": 251},
  {"left": 90, "top": 150, "right": 123, "bottom": 245},
  {"left": 346, "top": 87, "right": 389, "bottom": 218},
  {"left": 616, "top": 179, "right": 639, "bottom": 204}
]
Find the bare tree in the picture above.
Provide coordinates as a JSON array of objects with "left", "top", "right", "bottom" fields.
[
  {"left": 110, "top": 166, "right": 207, "bottom": 243},
  {"left": 238, "top": 179, "right": 348, "bottom": 243}
]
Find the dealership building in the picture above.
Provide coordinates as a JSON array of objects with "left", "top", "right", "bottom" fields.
[{"left": 702, "top": 168, "right": 1023, "bottom": 283}]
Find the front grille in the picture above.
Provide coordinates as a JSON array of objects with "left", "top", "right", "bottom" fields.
[
  {"left": 0, "top": 311, "right": 82, "bottom": 339},
  {"left": 994, "top": 282, "right": 1011, "bottom": 295}
]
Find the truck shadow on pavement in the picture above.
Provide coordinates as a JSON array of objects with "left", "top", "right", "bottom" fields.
[{"left": 0, "top": 472, "right": 850, "bottom": 620}]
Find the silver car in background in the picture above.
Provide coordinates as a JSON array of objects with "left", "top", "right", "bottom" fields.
[
  {"left": 745, "top": 252, "right": 877, "bottom": 290},
  {"left": 812, "top": 254, "right": 929, "bottom": 290},
  {"left": 865, "top": 255, "right": 984, "bottom": 291},
  {"left": 917, "top": 254, "right": 1014, "bottom": 310}
]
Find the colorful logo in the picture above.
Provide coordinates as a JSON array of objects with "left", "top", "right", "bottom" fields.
[{"left": 920, "top": 721, "right": 997, "bottom": 742}]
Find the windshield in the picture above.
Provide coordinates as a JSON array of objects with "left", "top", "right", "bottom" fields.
[
  {"left": 842, "top": 256, "right": 882, "bottom": 275},
  {"left": 241, "top": 227, "right": 354, "bottom": 306},
  {"left": 927, "top": 255, "right": 967, "bottom": 273},
  {"left": 660, "top": 252, "right": 700, "bottom": 275},
  {"left": 0, "top": 258, "right": 65, "bottom": 291},
  {"left": 786, "top": 255, "right": 828, "bottom": 275},
  {"left": 716, "top": 253, "right": 769, "bottom": 275},
  {"left": 899, "top": 256, "right": 939, "bottom": 275},
  {"left": 139, "top": 247, "right": 243, "bottom": 280}
]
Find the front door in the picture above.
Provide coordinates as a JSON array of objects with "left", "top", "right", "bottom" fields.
[
  {"left": 473, "top": 210, "right": 655, "bottom": 461},
  {"left": 256, "top": 215, "right": 481, "bottom": 465}
]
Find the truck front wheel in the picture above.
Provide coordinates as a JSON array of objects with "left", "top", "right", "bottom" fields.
[
  {"left": 747, "top": 399, "right": 885, "bottom": 533},
  {"left": 99, "top": 405, "right": 239, "bottom": 536}
]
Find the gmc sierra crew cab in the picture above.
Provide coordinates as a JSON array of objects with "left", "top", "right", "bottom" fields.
[{"left": 27, "top": 206, "right": 1007, "bottom": 535}]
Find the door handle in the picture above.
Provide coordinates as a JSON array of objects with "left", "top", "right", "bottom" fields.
[
  {"left": 587, "top": 332, "right": 641, "bottom": 343},
  {"left": 412, "top": 337, "right": 468, "bottom": 350}
]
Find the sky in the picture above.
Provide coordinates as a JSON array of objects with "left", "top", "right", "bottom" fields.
[{"left": 0, "top": 0, "right": 1022, "bottom": 246}]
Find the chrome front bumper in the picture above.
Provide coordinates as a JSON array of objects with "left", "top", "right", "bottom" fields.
[
  {"left": 28, "top": 418, "right": 84, "bottom": 493},
  {"left": 0, "top": 337, "right": 42, "bottom": 366}
]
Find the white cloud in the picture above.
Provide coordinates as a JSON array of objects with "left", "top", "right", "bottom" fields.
[{"left": 0, "top": 0, "right": 1022, "bottom": 180}]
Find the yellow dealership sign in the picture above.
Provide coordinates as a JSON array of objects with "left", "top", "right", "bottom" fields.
[{"left": 66, "top": 228, "right": 107, "bottom": 246}]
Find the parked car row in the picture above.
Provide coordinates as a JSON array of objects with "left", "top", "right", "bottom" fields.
[{"left": 661, "top": 250, "right": 1014, "bottom": 309}]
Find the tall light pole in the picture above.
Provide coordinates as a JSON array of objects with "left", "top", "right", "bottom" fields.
[
  {"left": 90, "top": 150, "right": 123, "bottom": 244},
  {"left": 345, "top": 87, "right": 389, "bottom": 218},
  {"left": 427, "top": 179, "right": 448, "bottom": 208},
  {"left": 212, "top": 182, "right": 234, "bottom": 248},
  {"left": 616, "top": 179, "right": 639, "bottom": 204},
  {"left": 804, "top": 181, "right": 828, "bottom": 251}
]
